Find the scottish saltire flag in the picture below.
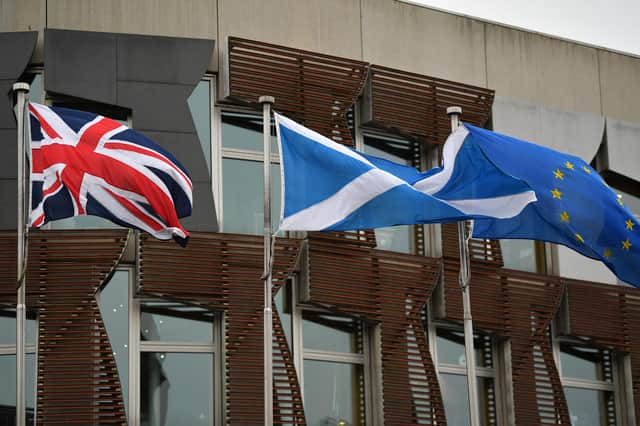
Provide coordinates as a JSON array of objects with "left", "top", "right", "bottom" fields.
[
  {"left": 28, "top": 103, "right": 192, "bottom": 246},
  {"left": 274, "top": 113, "right": 536, "bottom": 231},
  {"left": 451, "top": 124, "right": 639, "bottom": 287}
]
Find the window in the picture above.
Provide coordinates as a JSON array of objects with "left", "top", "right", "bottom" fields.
[
  {"left": 0, "top": 309, "right": 38, "bottom": 424},
  {"left": 500, "top": 240, "right": 545, "bottom": 273},
  {"left": 218, "top": 111, "right": 280, "bottom": 234},
  {"left": 98, "top": 267, "right": 223, "bottom": 426},
  {"left": 430, "top": 323, "right": 499, "bottom": 426},
  {"left": 276, "top": 280, "right": 372, "bottom": 425},
  {"left": 558, "top": 341, "right": 617, "bottom": 425},
  {"left": 362, "top": 131, "right": 419, "bottom": 254}
]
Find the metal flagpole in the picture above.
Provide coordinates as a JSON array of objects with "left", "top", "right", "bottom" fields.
[
  {"left": 14, "top": 82, "right": 30, "bottom": 426},
  {"left": 259, "top": 95, "right": 275, "bottom": 426},
  {"left": 446, "top": 106, "right": 480, "bottom": 426}
]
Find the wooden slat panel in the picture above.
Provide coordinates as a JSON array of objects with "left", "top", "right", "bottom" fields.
[
  {"left": 139, "top": 232, "right": 303, "bottom": 425},
  {"left": 307, "top": 238, "right": 447, "bottom": 424},
  {"left": 365, "top": 64, "right": 495, "bottom": 145},
  {"left": 227, "top": 37, "right": 368, "bottom": 148},
  {"left": 0, "top": 230, "right": 130, "bottom": 425}
]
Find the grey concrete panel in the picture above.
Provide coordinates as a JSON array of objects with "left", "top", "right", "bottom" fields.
[
  {"left": 599, "top": 50, "right": 640, "bottom": 123},
  {"left": 0, "top": 31, "right": 37, "bottom": 78},
  {"left": 0, "top": 179, "right": 17, "bottom": 228},
  {"left": 0, "top": 80, "right": 17, "bottom": 128},
  {"left": 218, "top": 0, "right": 361, "bottom": 61},
  {"left": 0, "top": 31, "right": 37, "bottom": 230},
  {"left": 116, "top": 82, "right": 195, "bottom": 133},
  {"left": 43, "top": 29, "right": 218, "bottom": 231},
  {"left": 46, "top": 0, "right": 217, "bottom": 42},
  {"left": 140, "top": 131, "right": 210, "bottom": 182},
  {"left": 0, "top": 129, "right": 17, "bottom": 178},
  {"left": 360, "top": 0, "right": 486, "bottom": 86},
  {"left": 493, "top": 96, "right": 604, "bottom": 162},
  {"left": 117, "top": 35, "right": 214, "bottom": 86},
  {"left": 181, "top": 181, "right": 218, "bottom": 232},
  {"left": 606, "top": 118, "right": 640, "bottom": 183},
  {"left": 486, "top": 24, "right": 601, "bottom": 115},
  {"left": 45, "top": 29, "right": 117, "bottom": 105}
]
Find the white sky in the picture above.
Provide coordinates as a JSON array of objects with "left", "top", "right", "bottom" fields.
[{"left": 403, "top": 0, "right": 640, "bottom": 56}]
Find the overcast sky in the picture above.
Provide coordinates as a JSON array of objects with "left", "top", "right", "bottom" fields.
[{"left": 403, "top": 0, "right": 640, "bottom": 56}]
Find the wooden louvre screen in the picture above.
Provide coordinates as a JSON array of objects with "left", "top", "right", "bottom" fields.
[
  {"left": 441, "top": 260, "right": 570, "bottom": 424},
  {"left": 363, "top": 64, "right": 495, "bottom": 144},
  {"left": 563, "top": 279, "right": 640, "bottom": 421},
  {"left": 306, "top": 237, "right": 447, "bottom": 424},
  {"left": 227, "top": 37, "right": 368, "bottom": 147},
  {"left": 138, "top": 232, "right": 304, "bottom": 425},
  {"left": 0, "top": 230, "right": 130, "bottom": 425}
]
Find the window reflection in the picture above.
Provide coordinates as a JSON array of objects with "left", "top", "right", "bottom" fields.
[
  {"left": 0, "top": 309, "right": 37, "bottom": 345},
  {"left": 440, "top": 374, "right": 495, "bottom": 426},
  {"left": 140, "top": 302, "right": 214, "bottom": 343},
  {"left": 559, "top": 342, "right": 611, "bottom": 382},
  {"left": 0, "top": 354, "right": 36, "bottom": 424},
  {"left": 303, "top": 360, "right": 364, "bottom": 426},
  {"left": 141, "top": 353, "right": 213, "bottom": 426},
  {"left": 565, "top": 387, "right": 615, "bottom": 426},
  {"left": 363, "top": 134, "right": 415, "bottom": 253},
  {"left": 616, "top": 189, "right": 640, "bottom": 217},
  {"left": 99, "top": 270, "right": 130, "bottom": 414},
  {"left": 302, "top": 312, "right": 363, "bottom": 354},
  {"left": 436, "top": 328, "right": 493, "bottom": 368},
  {"left": 221, "top": 111, "right": 278, "bottom": 153},
  {"left": 222, "top": 159, "right": 280, "bottom": 234},
  {"left": 500, "top": 239, "right": 538, "bottom": 272},
  {"left": 187, "top": 79, "right": 212, "bottom": 172}
]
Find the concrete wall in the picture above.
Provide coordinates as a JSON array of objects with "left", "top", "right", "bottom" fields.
[{"left": 361, "top": 0, "right": 487, "bottom": 87}]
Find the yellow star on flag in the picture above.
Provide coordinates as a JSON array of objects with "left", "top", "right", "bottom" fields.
[
  {"left": 626, "top": 219, "right": 635, "bottom": 230},
  {"left": 582, "top": 165, "right": 591, "bottom": 174},
  {"left": 560, "top": 211, "right": 570, "bottom": 222},
  {"left": 622, "top": 239, "right": 632, "bottom": 251},
  {"left": 565, "top": 161, "right": 574, "bottom": 170},
  {"left": 554, "top": 169, "right": 564, "bottom": 180},
  {"left": 551, "top": 188, "right": 562, "bottom": 199},
  {"left": 604, "top": 248, "right": 612, "bottom": 259},
  {"left": 575, "top": 233, "right": 584, "bottom": 243}
]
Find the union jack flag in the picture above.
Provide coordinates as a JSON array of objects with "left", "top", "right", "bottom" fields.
[{"left": 28, "top": 102, "right": 192, "bottom": 246}]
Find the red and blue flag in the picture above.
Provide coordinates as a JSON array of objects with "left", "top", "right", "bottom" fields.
[{"left": 28, "top": 102, "right": 192, "bottom": 246}]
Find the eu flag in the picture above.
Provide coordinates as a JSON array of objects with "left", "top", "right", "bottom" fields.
[{"left": 462, "top": 125, "right": 640, "bottom": 287}]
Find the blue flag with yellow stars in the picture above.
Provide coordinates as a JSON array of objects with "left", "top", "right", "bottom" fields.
[{"left": 460, "top": 124, "right": 639, "bottom": 287}]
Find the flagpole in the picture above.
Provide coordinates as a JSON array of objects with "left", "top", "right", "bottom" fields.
[
  {"left": 14, "top": 82, "right": 30, "bottom": 426},
  {"left": 259, "top": 95, "right": 275, "bottom": 426},
  {"left": 447, "top": 106, "right": 480, "bottom": 426}
]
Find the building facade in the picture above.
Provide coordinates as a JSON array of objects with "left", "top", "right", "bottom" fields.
[{"left": 1, "top": 0, "right": 640, "bottom": 424}]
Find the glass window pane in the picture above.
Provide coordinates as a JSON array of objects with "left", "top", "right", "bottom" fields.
[
  {"left": 49, "top": 214, "right": 117, "bottom": 230},
  {"left": 303, "top": 360, "right": 364, "bottom": 426},
  {"left": 98, "top": 269, "right": 129, "bottom": 414},
  {"left": 140, "top": 302, "right": 214, "bottom": 343},
  {"left": 141, "top": 352, "right": 213, "bottom": 426},
  {"left": 0, "top": 309, "right": 37, "bottom": 345},
  {"left": 436, "top": 328, "right": 493, "bottom": 368},
  {"left": 500, "top": 239, "right": 538, "bottom": 272},
  {"left": 275, "top": 282, "right": 292, "bottom": 352},
  {"left": 364, "top": 135, "right": 415, "bottom": 254},
  {"left": 302, "top": 312, "right": 362, "bottom": 354},
  {"left": 221, "top": 112, "right": 277, "bottom": 153},
  {"left": 560, "top": 342, "right": 612, "bottom": 382},
  {"left": 0, "top": 354, "right": 37, "bottom": 423},
  {"left": 27, "top": 73, "right": 43, "bottom": 103},
  {"left": 440, "top": 374, "right": 495, "bottom": 426},
  {"left": 222, "top": 158, "right": 280, "bottom": 234},
  {"left": 187, "top": 80, "right": 212, "bottom": 172},
  {"left": 565, "top": 387, "right": 615, "bottom": 426}
]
